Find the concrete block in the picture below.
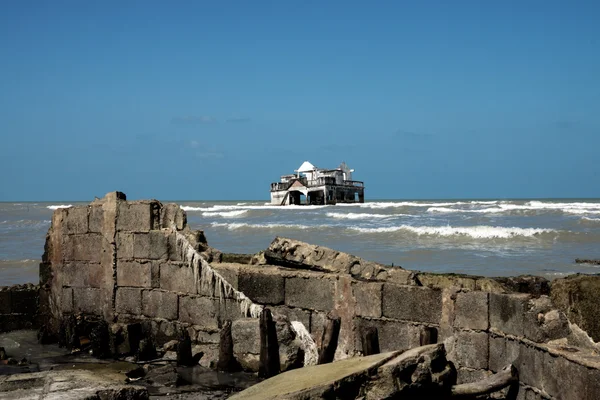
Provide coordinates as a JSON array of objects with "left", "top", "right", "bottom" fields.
[
  {"left": 160, "top": 262, "right": 196, "bottom": 293},
  {"left": 452, "top": 331, "right": 489, "bottom": 370},
  {"left": 179, "top": 295, "right": 217, "bottom": 330},
  {"left": 214, "top": 299, "right": 247, "bottom": 322},
  {"left": 352, "top": 282, "right": 382, "bottom": 318},
  {"left": 133, "top": 232, "right": 169, "bottom": 260},
  {"left": 64, "top": 234, "right": 103, "bottom": 262},
  {"left": 232, "top": 318, "right": 260, "bottom": 355},
  {"left": 65, "top": 207, "right": 88, "bottom": 234},
  {"left": 454, "top": 291, "right": 489, "bottom": 330},
  {"left": 117, "top": 260, "right": 152, "bottom": 288},
  {"left": 88, "top": 205, "right": 103, "bottom": 233},
  {"left": 196, "top": 330, "right": 220, "bottom": 344},
  {"left": 212, "top": 265, "right": 239, "bottom": 290},
  {"left": 117, "top": 202, "right": 152, "bottom": 232},
  {"left": 456, "top": 368, "right": 492, "bottom": 384},
  {"left": 116, "top": 233, "right": 134, "bottom": 259},
  {"left": 60, "top": 262, "right": 109, "bottom": 288},
  {"left": 439, "top": 288, "right": 459, "bottom": 341},
  {"left": 537, "top": 350, "right": 563, "bottom": 397},
  {"left": 72, "top": 287, "right": 107, "bottom": 315},
  {"left": 359, "top": 319, "right": 421, "bottom": 353},
  {"left": 271, "top": 306, "right": 311, "bottom": 330},
  {"left": 310, "top": 311, "right": 326, "bottom": 343},
  {"left": 62, "top": 287, "right": 73, "bottom": 313},
  {"left": 490, "top": 293, "right": 530, "bottom": 336},
  {"left": 161, "top": 203, "right": 186, "bottom": 230},
  {"left": 142, "top": 290, "right": 178, "bottom": 320},
  {"left": 151, "top": 262, "right": 160, "bottom": 288},
  {"left": 382, "top": 284, "right": 442, "bottom": 324},
  {"left": 285, "top": 277, "right": 334, "bottom": 311},
  {"left": 167, "top": 234, "right": 181, "bottom": 262},
  {"left": 116, "top": 288, "right": 142, "bottom": 314},
  {"left": 583, "top": 366, "right": 600, "bottom": 400},
  {"left": 524, "top": 309, "right": 570, "bottom": 343},
  {"left": 238, "top": 270, "right": 284, "bottom": 305},
  {"left": 489, "top": 335, "right": 521, "bottom": 372}
]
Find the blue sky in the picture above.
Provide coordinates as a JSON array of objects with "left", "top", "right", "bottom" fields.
[{"left": 1, "top": 1, "right": 599, "bottom": 201}]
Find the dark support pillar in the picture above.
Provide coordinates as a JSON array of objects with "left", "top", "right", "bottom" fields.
[
  {"left": 217, "top": 320, "right": 239, "bottom": 371},
  {"left": 318, "top": 314, "right": 341, "bottom": 365},
  {"left": 259, "top": 309, "right": 280, "bottom": 378},
  {"left": 177, "top": 329, "right": 194, "bottom": 366},
  {"left": 361, "top": 326, "right": 380, "bottom": 356}
]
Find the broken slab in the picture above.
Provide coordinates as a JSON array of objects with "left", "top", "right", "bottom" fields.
[
  {"left": 264, "top": 237, "right": 414, "bottom": 284},
  {"left": 229, "top": 351, "right": 401, "bottom": 400},
  {"left": 0, "top": 368, "right": 147, "bottom": 400}
]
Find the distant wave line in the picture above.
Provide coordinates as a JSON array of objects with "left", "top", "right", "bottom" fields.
[
  {"left": 201, "top": 210, "right": 248, "bottom": 218},
  {"left": 47, "top": 205, "right": 72, "bottom": 210},
  {"left": 350, "top": 225, "right": 556, "bottom": 239},
  {"left": 326, "top": 212, "right": 399, "bottom": 220},
  {"left": 209, "top": 221, "right": 557, "bottom": 239}
]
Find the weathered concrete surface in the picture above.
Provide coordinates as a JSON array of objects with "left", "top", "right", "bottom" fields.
[
  {"left": 551, "top": 274, "right": 600, "bottom": 342},
  {"left": 229, "top": 351, "right": 401, "bottom": 400},
  {"left": 264, "top": 237, "right": 415, "bottom": 284},
  {"left": 231, "top": 344, "right": 477, "bottom": 400},
  {"left": 0, "top": 368, "right": 147, "bottom": 400},
  {"left": 231, "top": 316, "right": 305, "bottom": 372},
  {"left": 415, "top": 273, "right": 550, "bottom": 296}
]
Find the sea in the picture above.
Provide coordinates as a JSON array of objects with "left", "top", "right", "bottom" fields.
[{"left": 2, "top": 199, "right": 600, "bottom": 286}]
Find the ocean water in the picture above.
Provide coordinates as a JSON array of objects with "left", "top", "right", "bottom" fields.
[{"left": 2, "top": 199, "right": 600, "bottom": 285}]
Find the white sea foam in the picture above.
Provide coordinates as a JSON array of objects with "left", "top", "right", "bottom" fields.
[
  {"left": 326, "top": 212, "right": 393, "bottom": 220},
  {"left": 581, "top": 216, "right": 600, "bottom": 222},
  {"left": 181, "top": 204, "right": 326, "bottom": 212},
  {"left": 356, "top": 200, "right": 500, "bottom": 209},
  {"left": 201, "top": 210, "right": 248, "bottom": 218},
  {"left": 47, "top": 205, "right": 72, "bottom": 210},
  {"left": 210, "top": 222, "right": 316, "bottom": 230},
  {"left": 427, "top": 207, "right": 504, "bottom": 214},
  {"left": 350, "top": 225, "right": 556, "bottom": 239},
  {"left": 427, "top": 201, "right": 600, "bottom": 215}
]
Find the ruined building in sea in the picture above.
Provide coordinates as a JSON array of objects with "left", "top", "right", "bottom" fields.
[{"left": 270, "top": 161, "right": 365, "bottom": 205}]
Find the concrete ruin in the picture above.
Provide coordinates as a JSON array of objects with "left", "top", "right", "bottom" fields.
[
  {"left": 270, "top": 161, "right": 365, "bottom": 205},
  {"left": 4, "top": 192, "right": 600, "bottom": 399}
]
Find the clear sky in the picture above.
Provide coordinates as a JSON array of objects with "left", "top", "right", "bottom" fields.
[{"left": 1, "top": 1, "right": 599, "bottom": 201}]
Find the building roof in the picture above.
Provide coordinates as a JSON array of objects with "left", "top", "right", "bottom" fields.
[{"left": 297, "top": 161, "right": 316, "bottom": 172}]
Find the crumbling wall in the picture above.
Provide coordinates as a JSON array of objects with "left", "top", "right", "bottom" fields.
[
  {"left": 0, "top": 284, "right": 38, "bottom": 332},
  {"left": 38, "top": 194, "right": 600, "bottom": 398},
  {"left": 220, "top": 238, "right": 600, "bottom": 399},
  {"left": 39, "top": 192, "right": 261, "bottom": 365}
]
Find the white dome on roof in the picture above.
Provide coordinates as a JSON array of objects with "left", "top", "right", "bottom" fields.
[{"left": 297, "top": 161, "right": 316, "bottom": 172}]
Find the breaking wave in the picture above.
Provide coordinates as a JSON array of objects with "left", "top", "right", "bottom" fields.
[
  {"left": 326, "top": 212, "right": 393, "bottom": 220},
  {"left": 349, "top": 225, "right": 556, "bottom": 239},
  {"left": 47, "top": 205, "right": 72, "bottom": 210},
  {"left": 427, "top": 207, "right": 504, "bottom": 214},
  {"left": 210, "top": 222, "right": 317, "bottom": 230},
  {"left": 182, "top": 204, "right": 326, "bottom": 212},
  {"left": 201, "top": 210, "right": 248, "bottom": 218},
  {"left": 347, "top": 200, "right": 499, "bottom": 209}
]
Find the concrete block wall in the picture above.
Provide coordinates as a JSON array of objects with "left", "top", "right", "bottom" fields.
[
  {"left": 0, "top": 284, "right": 39, "bottom": 332},
  {"left": 213, "top": 262, "right": 600, "bottom": 399},
  {"left": 38, "top": 193, "right": 600, "bottom": 397},
  {"left": 445, "top": 291, "right": 600, "bottom": 399},
  {"left": 40, "top": 193, "right": 225, "bottom": 345}
]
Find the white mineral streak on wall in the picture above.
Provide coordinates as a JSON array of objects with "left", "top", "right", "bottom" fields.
[
  {"left": 291, "top": 321, "right": 319, "bottom": 367},
  {"left": 176, "top": 232, "right": 263, "bottom": 319}
]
